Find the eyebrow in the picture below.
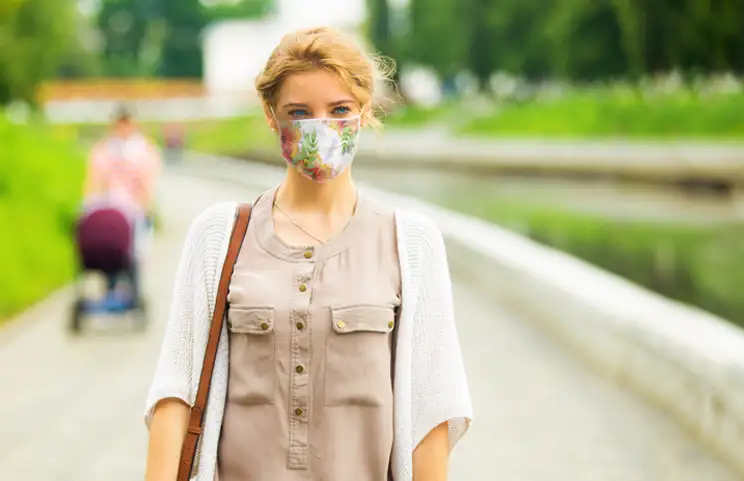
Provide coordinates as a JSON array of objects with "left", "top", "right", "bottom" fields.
[
  {"left": 282, "top": 99, "right": 355, "bottom": 109},
  {"left": 282, "top": 102, "right": 309, "bottom": 109}
]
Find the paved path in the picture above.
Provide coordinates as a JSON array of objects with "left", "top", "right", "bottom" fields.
[{"left": 0, "top": 166, "right": 740, "bottom": 481}]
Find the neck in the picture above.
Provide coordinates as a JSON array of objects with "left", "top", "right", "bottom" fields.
[{"left": 276, "top": 167, "right": 357, "bottom": 214}]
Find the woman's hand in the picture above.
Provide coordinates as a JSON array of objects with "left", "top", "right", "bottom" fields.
[{"left": 412, "top": 422, "right": 450, "bottom": 481}]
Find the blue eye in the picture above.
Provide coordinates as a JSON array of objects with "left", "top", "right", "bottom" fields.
[
  {"left": 332, "top": 106, "right": 351, "bottom": 115},
  {"left": 289, "top": 109, "right": 310, "bottom": 118}
]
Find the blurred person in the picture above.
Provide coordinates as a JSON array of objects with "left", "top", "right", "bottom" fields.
[
  {"left": 163, "top": 122, "right": 185, "bottom": 165},
  {"left": 82, "top": 106, "right": 162, "bottom": 300},
  {"left": 144, "top": 27, "right": 472, "bottom": 481}
]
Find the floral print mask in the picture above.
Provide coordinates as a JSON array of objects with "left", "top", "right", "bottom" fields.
[{"left": 276, "top": 114, "right": 362, "bottom": 182}]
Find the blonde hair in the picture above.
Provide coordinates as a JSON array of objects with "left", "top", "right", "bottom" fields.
[{"left": 255, "top": 27, "right": 395, "bottom": 128}]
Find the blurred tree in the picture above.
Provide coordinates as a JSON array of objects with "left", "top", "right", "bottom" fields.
[
  {"left": 97, "top": 0, "right": 149, "bottom": 76},
  {"left": 157, "top": 0, "right": 208, "bottom": 78},
  {"left": 611, "top": 0, "right": 644, "bottom": 80},
  {"left": 544, "top": 0, "right": 628, "bottom": 80},
  {"left": 389, "top": 0, "right": 744, "bottom": 87},
  {"left": 367, "top": 0, "right": 402, "bottom": 84},
  {"left": 0, "top": 0, "right": 27, "bottom": 20},
  {"left": 205, "top": 0, "right": 275, "bottom": 21},
  {"left": 0, "top": 0, "right": 78, "bottom": 105},
  {"left": 55, "top": 40, "right": 105, "bottom": 79},
  {"left": 467, "top": 0, "right": 492, "bottom": 88},
  {"left": 477, "top": 0, "right": 554, "bottom": 80},
  {"left": 367, "top": 0, "right": 392, "bottom": 59},
  {"left": 406, "top": 0, "right": 473, "bottom": 79}
]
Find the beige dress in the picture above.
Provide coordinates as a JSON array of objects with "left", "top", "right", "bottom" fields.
[{"left": 217, "top": 187, "right": 401, "bottom": 481}]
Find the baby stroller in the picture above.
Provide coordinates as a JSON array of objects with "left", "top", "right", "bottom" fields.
[{"left": 70, "top": 203, "right": 148, "bottom": 333}]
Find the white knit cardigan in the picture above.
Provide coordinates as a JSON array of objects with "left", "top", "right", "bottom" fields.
[{"left": 144, "top": 200, "right": 473, "bottom": 481}]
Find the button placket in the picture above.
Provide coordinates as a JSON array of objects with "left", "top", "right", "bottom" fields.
[{"left": 287, "top": 263, "right": 314, "bottom": 470}]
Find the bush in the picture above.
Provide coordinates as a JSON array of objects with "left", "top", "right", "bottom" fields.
[
  {"left": 457, "top": 90, "right": 744, "bottom": 138},
  {"left": 0, "top": 116, "right": 85, "bottom": 321}
]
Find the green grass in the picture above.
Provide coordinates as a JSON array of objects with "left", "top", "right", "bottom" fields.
[
  {"left": 184, "top": 115, "right": 276, "bottom": 155},
  {"left": 0, "top": 116, "right": 86, "bottom": 321},
  {"left": 457, "top": 90, "right": 744, "bottom": 138},
  {"left": 443, "top": 192, "right": 744, "bottom": 327},
  {"left": 380, "top": 102, "right": 463, "bottom": 128}
]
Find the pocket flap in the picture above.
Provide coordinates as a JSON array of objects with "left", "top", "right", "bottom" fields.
[
  {"left": 331, "top": 305, "right": 396, "bottom": 334},
  {"left": 228, "top": 307, "right": 275, "bottom": 334}
]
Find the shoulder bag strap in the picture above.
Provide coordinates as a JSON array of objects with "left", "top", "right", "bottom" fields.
[{"left": 177, "top": 202, "right": 252, "bottom": 481}]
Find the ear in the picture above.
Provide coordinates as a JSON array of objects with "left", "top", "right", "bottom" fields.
[
  {"left": 263, "top": 104, "right": 278, "bottom": 133},
  {"left": 360, "top": 102, "right": 372, "bottom": 127}
]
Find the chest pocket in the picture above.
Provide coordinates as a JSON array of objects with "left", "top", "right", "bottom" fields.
[
  {"left": 226, "top": 306, "right": 276, "bottom": 405},
  {"left": 324, "top": 305, "right": 396, "bottom": 407}
]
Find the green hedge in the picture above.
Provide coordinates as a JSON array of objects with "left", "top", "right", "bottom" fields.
[
  {"left": 457, "top": 91, "right": 744, "bottom": 138},
  {"left": 364, "top": 90, "right": 744, "bottom": 138},
  {"left": 0, "top": 118, "right": 85, "bottom": 321},
  {"left": 446, "top": 194, "right": 744, "bottom": 328}
]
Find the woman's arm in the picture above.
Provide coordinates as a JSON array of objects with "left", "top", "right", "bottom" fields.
[
  {"left": 413, "top": 422, "right": 450, "bottom": 481},
  {"left": 144, "top": 399, "right": 190, "bottom": 481},
  {"left": 143, "top": 208, "right": 216, "bottom": 481},
  {"left": 403, "top": 211, "right": 473, "bottom": 480},
  {"left": 82, "top": 147, "right": 104, "bottom": 200}
]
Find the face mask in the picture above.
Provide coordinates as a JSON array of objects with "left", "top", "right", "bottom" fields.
[{"left": 274, "top": 111, "right": 362, "bottom": 183}]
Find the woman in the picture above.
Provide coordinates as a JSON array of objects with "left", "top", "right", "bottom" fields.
[
  {"left": 84, "top": 106, "right": 161, "bottom": 216},
  {"left": 83, "top": 106, "right": 160, "bottom": 300},
  {"left": 144, "top": 27, "right": 472, "bottom": 481}
]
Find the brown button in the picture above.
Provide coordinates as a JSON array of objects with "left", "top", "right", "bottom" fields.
[
  {"left": 295, "top": 408, "right": 304, "bottom": 416},
  {"left": 260, "top": 322, "right": 269, "bottom": 330},
  {"left": 296, "top": 322, "right": 305, "bottom": 330},
  {"left": 336, "top": 320, "right": 346, "bottom": 329},
  {"left": 295, "top": 365, "right": 304, "bottom": 373},
  {"left": 298, "top": 284, "right": 307, "bottom": 292},
  {"left": 388, "top": 321, "right": 395, "bottom": 329},
  {"left": 304, "top": 251, "right": 313, "bottom": 259}
]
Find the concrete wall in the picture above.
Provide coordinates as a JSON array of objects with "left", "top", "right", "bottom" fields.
[{"left": 202, "top": 20, "right": 286, "bottom": 99}]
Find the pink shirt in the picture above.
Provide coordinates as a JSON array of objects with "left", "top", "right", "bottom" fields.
[{"left": 85, "top": 133, "right": 161, "bottom": 213}]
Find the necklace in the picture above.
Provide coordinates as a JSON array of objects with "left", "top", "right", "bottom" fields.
[
  {"left": 273, "top": 201, "right": 328, "bottom": 244},
  {"left": 272, "top": 195, "right": 358, "bottom": 245}
]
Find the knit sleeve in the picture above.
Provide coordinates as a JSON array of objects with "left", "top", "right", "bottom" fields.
[
  {"left": 406, "top": 213, "right": 473, "bottom": 451},
  {"left": 143, "top": 208, "right": 214, "bottom": 428}
]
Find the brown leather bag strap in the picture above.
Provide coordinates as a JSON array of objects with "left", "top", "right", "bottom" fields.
[{"left": 177, "top": 203, "right": 252, "bottom": 481}]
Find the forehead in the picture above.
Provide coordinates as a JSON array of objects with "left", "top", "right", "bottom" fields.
[{"left": 277, "top": 69, "right": 355, "bottom": 106}]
